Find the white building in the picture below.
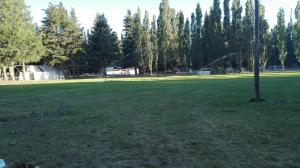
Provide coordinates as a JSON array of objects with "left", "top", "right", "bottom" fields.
[
  {"left": 19, "top": 65, "right": 65, "bottom": 81},
  {"left": 105, "top": 67, "right": 139, "bottom": 76}
]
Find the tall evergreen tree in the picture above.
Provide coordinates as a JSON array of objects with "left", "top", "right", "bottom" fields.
[
  {"left": 121, "top": 10, "right": 135, "bottom": 68},
  {"left": 275, "top": 8, "right": 287, "bottom": 70},
  {"left": 41, "top": 2, "right": 83, "bottom": 69},
  {"left": 88, "top": 14, "right": 121, "bottom": 72}
]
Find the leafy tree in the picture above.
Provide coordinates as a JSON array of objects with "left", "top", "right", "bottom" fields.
[
  {"left": 88, "top": 14, "right": 121, "bottom": 72},
  {"left": 259, "top": 4, "right": 271, "bottom": 71},
  {"left": 286, "top": 16, "right": 297, "bottom": 66},
  {"left": 157, "top": 0, "right": 171, "bottom": 72},
  {"left": 294, "top": 1, "right": 300, "bottom": 63},
  {"left": 178, "top": 11, "right": 185, "bottom": 67},
  {"left": 223, "top": 0, "right": 231, "bottom": 55},
  {"left": 167, "top": 8, "right": 179, "bottom": 71},
  {"left": 150, "top": 16, "right": 158, "bottom": 72},
  {"left": 191, "top": 3, "right": 202, "bottom": 69},
  {"left": 210, "top": 0, "right": 223, "bottom": 63},
  {"left": 66, "top": 8, "right": 85, "bottom": 75},
  {"left": 183, "top": 19, "right": 191, "bottom": 69},
  {"left": 202, "top": 12, "right": 211, "bottom": 67},
  {"left": 275, "top": 8, "right": 287, "bottom": 70},
  {"left": 142, "top": 11, "right": 153, "bottom": 74},
  {"left": 0, "top": 0, "right": 44, "bottom": 80},
  {"left": 230, "top": 0, "right": 243, "bottom": 70},
  {"left": 133, "top": 8, "right": 144, "bottom": 72},
  {"left": 242, "top": 0, "right": 254, "bottom": 70}
]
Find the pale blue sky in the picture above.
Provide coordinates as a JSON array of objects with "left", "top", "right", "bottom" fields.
[{"left": 25, "top": 0, "right": 297, "bottom": 36}]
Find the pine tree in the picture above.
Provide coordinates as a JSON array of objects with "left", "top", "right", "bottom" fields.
[
  {"left": 242, "top": 0, "right": 254, "bottom": 70},
  {"left": 121, "top": 10, "right": 135, "bottom": 68},
  {"left": 88, "top": 14, "right": 121, "bottom": 72},
  {"left": 275, "top": 8, "right": 287, "bottom": 70}
]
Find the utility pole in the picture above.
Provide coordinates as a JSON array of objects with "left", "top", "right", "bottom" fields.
[{"left": 254, "top": 0, "right": 260, "bottom": 101}]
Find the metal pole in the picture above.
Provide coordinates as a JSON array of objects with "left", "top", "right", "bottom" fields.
[{"left": 254, "top": 0, "right": 260, "bottom": 101}]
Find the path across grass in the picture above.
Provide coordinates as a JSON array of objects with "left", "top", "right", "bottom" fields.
[{"left": 1, "top": 73, "right": 300, "bottom": 167}]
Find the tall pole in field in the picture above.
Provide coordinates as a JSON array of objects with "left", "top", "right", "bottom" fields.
[{"left": 254, "top": 0, "right": 260, "bottom": 101}]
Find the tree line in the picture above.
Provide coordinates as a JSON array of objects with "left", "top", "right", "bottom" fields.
[{"left": 1, "top": 0, "right": 300, "bottom": 80}]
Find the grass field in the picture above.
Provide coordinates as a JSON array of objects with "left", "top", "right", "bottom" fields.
[{"left": 0, "top": 73, "right": 300, "bottom": 168}]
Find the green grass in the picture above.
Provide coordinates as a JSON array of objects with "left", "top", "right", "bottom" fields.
[{"left": 0, "top": 73, "right": 300, "bottom": 167}]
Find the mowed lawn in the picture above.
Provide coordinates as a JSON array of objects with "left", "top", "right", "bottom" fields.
[{"left": 0, "top": 73, "right": 300, "bottom": 168}]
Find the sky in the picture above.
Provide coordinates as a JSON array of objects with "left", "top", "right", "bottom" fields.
[{"left": 25, "top": 0, "right": 297, "bottom": 37}]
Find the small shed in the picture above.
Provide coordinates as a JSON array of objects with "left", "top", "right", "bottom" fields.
[{"left": 19, "top": 65, "right": 65, "bottom": 81}]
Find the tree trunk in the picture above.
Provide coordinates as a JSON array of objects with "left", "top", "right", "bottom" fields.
[
  {"left": 281, "top": 61, "right": 285, "bottom": 71},
  {"left": 2, "top": 66, "right": 8, "bottom": 81},
  {"left": 9, "top": 65, "right": 15, "bottom": 80},
  {"left": 22, "top": 62, "right": 27, "bottom": 80}
]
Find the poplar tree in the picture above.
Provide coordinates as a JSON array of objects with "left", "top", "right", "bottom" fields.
[
  {"left": 157, "top": 0, "right": 171, "bottom": 72},
  {"left": 183, "top": 19, "right": 191, "bottom": 69},
  {"left": 150, "top": 16, "right": 158, "bottom": 72},
  {"left": 223, "top": 0, "right": 231, "bottom": 55},
  {"left": 178, "top": 11, "right": 185, "bottom": 67},
  {"left": 210, "top": 0, "right": 223, "bottom": 63},
  {"left": 294, "top": 1, "right": 300, "bottom": 63},
  {"left": 191, "top": 3, "right": 202, "bottom": 69},
  {"left": 242, "top": 0, "right": 254, "bottom": 70},
  {"left": 230, "top": 0, "right": 243, "bottom": 70},
  {"left": 142, "top": 11, "right": 153, "bottom": 74},
  {"left": 259, "top": 4, "right": 271, "bottom": 71},
  {"left": 133, "top": 8, "right": 143, "bottom": 72},
  {"left": 286, "top": 15, "right": 297, "bottom": 66},
  {"left": 275, "top": 8, "right": 287, "bottom": 70},
  {"left": 202, "top": 12, "right": 210, "bottom": 67}
]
